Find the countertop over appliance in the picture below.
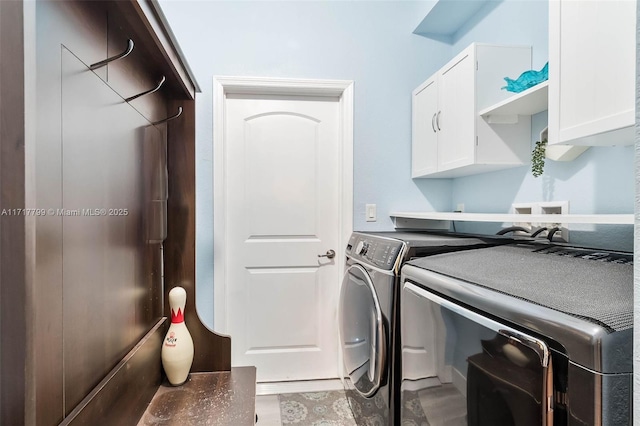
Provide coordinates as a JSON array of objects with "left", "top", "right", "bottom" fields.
[{"left": 402, "top": 243, "right": 633, "bottom": 373}]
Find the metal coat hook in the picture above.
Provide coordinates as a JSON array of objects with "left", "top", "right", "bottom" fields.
[
  {"left": 90, "top": 39, "right": 134, "bottom": 70},
  {"left": 153, "top": 107, "right": 183, "bottom": 125},
  {"left": 125, "top": 76, "right": 166, "bottom": 102}
]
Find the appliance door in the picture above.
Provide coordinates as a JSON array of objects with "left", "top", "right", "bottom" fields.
[
  {"left": 339, "top": 264, "right": 386, "bottom": 397},
  {"left": 401, "top": 281, "right": 553, "bottom": 426}
]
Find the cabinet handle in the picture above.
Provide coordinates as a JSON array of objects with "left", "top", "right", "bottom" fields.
[
  {"left": 431, "top": 113, "right": 437, "bottom": 133},
  {"left": 436, "top": 111, "right": 441, "bottom": 131}
]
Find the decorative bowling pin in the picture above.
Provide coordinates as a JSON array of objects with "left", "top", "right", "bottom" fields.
[{"left": 162, "top": 286, "right": 194, "bottom": 385}]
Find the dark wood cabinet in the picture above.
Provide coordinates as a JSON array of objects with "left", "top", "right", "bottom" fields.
[
  {"left": 1, "top": 1, "right": 231, "bottom": 425},
  {"left": 61, "top": 47, "right": 163, "bottom": 412}
]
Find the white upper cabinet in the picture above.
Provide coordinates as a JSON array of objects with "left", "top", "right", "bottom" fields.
[
  {"left": 438, "top": 53, "right": 476, "bottom": 171},
  {"left": 548, "top": 0, "right": 636, "bottom": 146},
  {"left": 412, "top": 76, "right": 439, "bottom": 176},
  {"left": 412, "top": 43, "right": 532, "bottom": 178}
]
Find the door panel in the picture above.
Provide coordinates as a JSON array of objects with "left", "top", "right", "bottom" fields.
[
  {"left": 438, "top": 54, "right": 475, "bottom": 170},
  {"left": 557, "top": 0, "right": 635, "bottom": 140},
  {"left": 244, "top": 113, "right": 319, "bottom": 237},
  {"left": 400, "top": 282, "right": 438, "bottom": 381},
  {"left": 412, "top": 78, "right": 438, "bottom": 176},
  {"left": 401, "top": 282, "right": 553, "bottom": 426},
  {"left": 245, "top": 267, "right": 319, "bottom": 350},
  {"left": 225, "top": 94, "right": 341, "bottom": 382}
]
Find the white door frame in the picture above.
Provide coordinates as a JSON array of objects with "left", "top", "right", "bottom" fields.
[{"left": 212, "top": 76, "right": 354, "bottom": 334}]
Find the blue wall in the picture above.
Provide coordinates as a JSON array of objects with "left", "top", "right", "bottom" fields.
[
  {"left": 446, "top": 0, "right": 634, "bottom": 251},
  {"left": 159, "top": 0, "right": 635, "bottom": 326},
  {"left": 159, "top": 0, "right": 453, "bottom": 327}
]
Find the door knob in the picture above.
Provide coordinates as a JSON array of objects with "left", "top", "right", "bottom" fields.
[{"left": 318, "top": 249, "right": 336, "bottom": 259}]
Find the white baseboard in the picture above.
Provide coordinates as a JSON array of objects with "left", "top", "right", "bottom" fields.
[
  {"left": 452, "top": 367, "right": 467, "bottom": 398},
  {"left": 256, "top": 378, "right": 344, "bottom": 395}
]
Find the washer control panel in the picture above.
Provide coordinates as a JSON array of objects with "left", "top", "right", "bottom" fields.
[{"left": 346, "top": 233, "right": 404, "bottom": 270}]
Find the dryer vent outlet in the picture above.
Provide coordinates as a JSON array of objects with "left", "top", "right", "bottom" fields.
[
  {"left": 538, "top": 201, "right": 569, "bottom": 242},
  {"left": 512, "top": 201, "right": 569, "bottom": 242},
  {"left": 511, "top": 203, "right": 535, "bottom": 234}
]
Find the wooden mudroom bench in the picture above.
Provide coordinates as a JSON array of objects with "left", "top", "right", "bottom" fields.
[{"left": 138, "top": 367, "right": 257, "bottom": 426}]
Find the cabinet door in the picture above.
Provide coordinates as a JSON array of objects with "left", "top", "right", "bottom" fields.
[
  {"left": 549, "top": 0, "right": 636, "bottom": 145},
  {"left": 438, "top": 53, "right": 475, "bottom": 170},
  {"left": 412, "top": 77, "right": 439, "bottom": 177}
]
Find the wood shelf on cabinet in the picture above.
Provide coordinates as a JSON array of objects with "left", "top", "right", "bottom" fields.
[
  {"left": 478, "top": 81, "right": 548, "bottom": 123},
  {"left": 390, "top": 211, "right": 633, "bottom": 230}
]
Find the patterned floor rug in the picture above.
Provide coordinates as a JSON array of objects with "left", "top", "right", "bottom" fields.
[{"left": 278, "top": 390, "right": 357, "bottom": 425}]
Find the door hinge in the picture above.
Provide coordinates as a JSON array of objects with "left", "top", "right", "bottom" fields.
[
  {"left": 476, "top": 61, "right": 478, "bottom": 71},
  {"left": 476, "top": 136, "right": 479, "bottom": 146}
]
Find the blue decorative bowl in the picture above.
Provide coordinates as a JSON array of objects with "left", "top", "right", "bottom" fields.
[{"left": 502, "top": 62, "right": 548, "bottom": 93}]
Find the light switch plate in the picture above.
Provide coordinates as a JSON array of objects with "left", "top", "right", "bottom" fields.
[{"left": 366, "top": 204, "right": 377, "bottom": 222}]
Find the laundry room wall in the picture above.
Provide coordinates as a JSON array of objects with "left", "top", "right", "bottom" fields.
[
  {"left": 158, "top": 0, "right": 453, "bottom": 328},
  {"left": 446, "top": 0, "right": 635, "bottom": 251}
]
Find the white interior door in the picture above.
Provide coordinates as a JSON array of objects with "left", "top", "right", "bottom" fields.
[{"left": 224, "top": 92, "right": 343, "bottom": 382}]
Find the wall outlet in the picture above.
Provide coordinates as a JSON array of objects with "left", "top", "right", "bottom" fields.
[
  {"left": 511, "top": 203, "right": 535, "bottom": 232},
  {"left": 366, "top": 204, "right": 377, "bottom": 222},
  {"left": 538, "top": 201, "right": 569, "bottom": 242}
]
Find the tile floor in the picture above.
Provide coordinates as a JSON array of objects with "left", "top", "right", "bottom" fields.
[{"left": 255, "top": 393, "right": 358, "bottom": 426}]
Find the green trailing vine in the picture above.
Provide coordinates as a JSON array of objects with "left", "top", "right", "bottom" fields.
[{"left": 531, "top": 138, "right": 547, "bottom": 178}]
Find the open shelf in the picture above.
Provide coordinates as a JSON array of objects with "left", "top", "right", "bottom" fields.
[
  {"left": 413, "top": 0, "right": 493, "bottom": 43},
  {"left": 479, "top": 81, "right": 548, "bottom": 120},
  {"left": 390, "top": 211, "right": 633, "bottom": 229}
]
